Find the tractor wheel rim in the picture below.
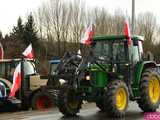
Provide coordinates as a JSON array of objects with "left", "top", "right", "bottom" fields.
[
  {"left": 68, "top": 101, "right": 79, "bottom": 109},
  {"left": 36, "top": 96, "right": 53, "bottom": 110},
  {"left": 116, "top": 87, "right": 127, "bottom": 111},
  {"left": 149, "top": 76, "right": 160, "bottom": 104},
  {"left": 67, "top": 91, "right": 79, "bottom": 109}
]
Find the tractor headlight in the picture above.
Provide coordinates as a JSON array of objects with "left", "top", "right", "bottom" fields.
[
  {"left": 112, "top": 67, "right": 115, "bottom": 72},
  {"left": 86, "top": 75, "right": 91, "bottom": 81},
  {"left": 112, "top": 64, "right": 117, "bottom": 73},
  {"left": 59, "top": 79, "right": 66, "bottom": 85}
]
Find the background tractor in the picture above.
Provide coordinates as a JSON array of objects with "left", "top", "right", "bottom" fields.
[
  {"left": 0, "top": 58, "right": 54, "bottom": 110},
  {"left": 53, "top": 35, "right": 160, "bottom": 117}
]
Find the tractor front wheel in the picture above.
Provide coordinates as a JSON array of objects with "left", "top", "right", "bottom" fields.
[
  {"left": 104, "top": 80, "right": 129, "bottom": 117},
  {"left": 57, "top": 84, "right": 82, "bottom": 116},
  {"left": 137, "top": 69, "right": 160, "bottom": 112},
  {"left": 31, "top": 91, "right": 54, "bottom": 110}
]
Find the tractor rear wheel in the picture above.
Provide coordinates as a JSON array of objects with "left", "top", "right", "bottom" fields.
[
  {"left": 137, "top": 68, "right": 160, "bottom": 112},
  {"left": 57, "top": 84, "right": 82, "bottom": 116},
  {"left": 31, "top": 91, "right": 54, "bottom": 110},
  {"left": 104, "top": 80, "right": 129, "bottom": 118}
]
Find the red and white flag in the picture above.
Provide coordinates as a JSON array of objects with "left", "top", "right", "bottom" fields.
[
  {"left": 80, "top": 24, "right": 94, "bottom": 45},
  {"left": 9, "top": 63, "right": 21, "bottom": 97},
  {"left": 0, "top": 42, "right": 4, "bottom": 59},
  {"left": 124, "top": 18, "right": 132, "bottom": 46},
  {"left": 22, "top": 44, "right": 34, "bottom": 59}
]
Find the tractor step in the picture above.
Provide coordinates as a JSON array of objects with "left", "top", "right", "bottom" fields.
[{"left": 8, "top": 97, "right": 21, "bottom": 104}]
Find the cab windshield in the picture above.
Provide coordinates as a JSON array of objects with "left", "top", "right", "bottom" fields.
[
  {"left": 93, "top": 40, "right": 128, "bottom": 62},
  {"left": 50, "top": 63, "right": 59, "bottom": 75}
]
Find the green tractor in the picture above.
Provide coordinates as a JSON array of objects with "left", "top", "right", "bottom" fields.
[{"left": 53, "top": 35, "right": 160, "bottom": 117}]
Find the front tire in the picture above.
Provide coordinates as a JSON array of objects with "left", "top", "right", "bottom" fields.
[
  {"left": 104, "top": 80, "right": 129, "bottom": 118},
  {"left": 31, "top": 91, "right": 54, "bottom": 110},
  {"left": 57, "top": 84, "right": 82, "bottom": 116},
  {"left": 137, "top": 69, "right": 160, "bottom": 112}
]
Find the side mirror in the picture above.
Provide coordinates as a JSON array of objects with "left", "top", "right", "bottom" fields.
[
  {"left": 147, "top": 51, "right": 154, "bottom": 61},
  {"left": 143, "top": 51, "right": 154, "bottom": 61}
]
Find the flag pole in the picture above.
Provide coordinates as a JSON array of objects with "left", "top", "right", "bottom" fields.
[{"left": 20, "top": 58, "right": 25, "bottom": 108}]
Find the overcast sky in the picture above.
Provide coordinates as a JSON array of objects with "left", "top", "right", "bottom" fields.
[
  {"left": 0, "top": 0, "right": 46, "bottom": 34},
  {"left": 0, "top": 0, "right": 160, "bottom": 35}
]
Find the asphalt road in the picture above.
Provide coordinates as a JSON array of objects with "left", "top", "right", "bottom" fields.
[{"left": 0, "top": 102, "right": 146, "bottom": 120}]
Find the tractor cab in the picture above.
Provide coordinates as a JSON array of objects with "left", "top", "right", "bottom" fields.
[
  {"left": 0, "top": 59, "right": 36, "bottom": 95},
  {"left": 0, "top": 58, "right": 55, "bottom": 110},
  {"left": 90, "top": 35, "right": 144, "bottom": 79},
  {"left": 0, "top": 59, "right": 36, "bottom": 80},
  {"left": 92, "top": 35, "right": 144, "bottom": 63}
]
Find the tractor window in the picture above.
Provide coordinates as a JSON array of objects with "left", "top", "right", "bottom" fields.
[
  {"left": 93, "top": 41, "right": 110, "bottom": 61},
  {"left": 7, "top": 62, "right": 16, "bottom": 81},
  {"left": 138, "top": 41, "right": 143, "bottom": 53},
  {"left": 0, "top": 63, "right": 5, "bottom": 77},
  {"left": 94, "top": 42, "right": 109, "bottom": 57},
  {"left": 113, "top": 41, "right": 126, "bottom": 62},
  {"left": 131, "top": 41, "right": 140, "bottom": 63},
  {"left": 138, "top": 41, "right": 143, "bottom": 59},
  {"left": 93, "top": 40, "right": 127, "bottom": 62},
  {"left": 50, "top": 63, "right": 59, "bottom": 75},
  {"left": 24, "top": 61, "right": 37, "bottom": 76}
]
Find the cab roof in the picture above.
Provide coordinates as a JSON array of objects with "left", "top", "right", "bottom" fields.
[
  {"left": 93, "top": 35, "right": 144, "bottom": 42},
  {"left": 0, "top": 58, "right": 33, "bottom": 63},
  {"left": 0, "top": 58, "right": 21, "bottom": 63},
  {"left": 49, "top": 59, "right": 60, "bottom": 64}
]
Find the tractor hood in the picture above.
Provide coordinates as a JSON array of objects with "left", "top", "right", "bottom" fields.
[
  {"left": 87, "top": 63, "right": 110, "bottom": 72},
  {"left": 29, "top": 74, "right": 48, "bottom": 91}
]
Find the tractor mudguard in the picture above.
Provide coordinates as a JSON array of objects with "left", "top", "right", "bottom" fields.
[{"left": 132, "top": 61, "right": 159, "bottom": 98}]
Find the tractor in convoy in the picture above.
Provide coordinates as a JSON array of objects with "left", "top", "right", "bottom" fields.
[
  {"left": 52, "top": 35, "right": 160, "bottom": 117},
  {"left": 0, "top": 58, "right": 54, "bottom": 110}
]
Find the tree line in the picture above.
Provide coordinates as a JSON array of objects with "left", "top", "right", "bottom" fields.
[{"left": 0, "top": 0, "right": 160, "bottom": 74}]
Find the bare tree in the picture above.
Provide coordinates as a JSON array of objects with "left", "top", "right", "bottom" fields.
[
  {"left": 34, "top": 0, "right": 160, "bottom": 63},
  {"left": 136, "top": 12, "right": 157, "bottom": 52},
  {"left": 69, "top": 0, "right": 86, "bottom": 44}
]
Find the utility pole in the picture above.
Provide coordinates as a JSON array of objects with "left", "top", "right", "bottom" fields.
[{"left": 131, "top": 0, "right": 135, "bottom": 34}]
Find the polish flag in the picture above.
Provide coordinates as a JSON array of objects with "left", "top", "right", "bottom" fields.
[
  {"left": 124, "top": 18, "right": 132, "bottom": 46},
  {"left": 9, "top": 63, "right": 21, "bottom": 97},
  {"left": 0, "top": 42, "right": 4, "bottom": 59},
  {"left": 22, "top": 44, "right": 34, "bottom": 59},
  {"left": 80, "top": 24, "right": 94, "bottom": 45}
]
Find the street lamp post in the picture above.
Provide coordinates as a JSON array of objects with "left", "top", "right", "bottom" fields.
[{"left": 131, "top": 0, "right": 135, "bottom": 34}]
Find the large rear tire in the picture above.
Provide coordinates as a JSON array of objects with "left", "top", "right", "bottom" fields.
[
  {"left": 31, "top": 91, "right": 54, "bottom": 110},
  {"left": 57, "top": 84, "right": 82, "bottom": 116},
  {"left": 137, "top": 68, "right": 160, "bottom": 112},
  {"left": 104, "top": 80, "right": 129, "bottom": 118}
]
